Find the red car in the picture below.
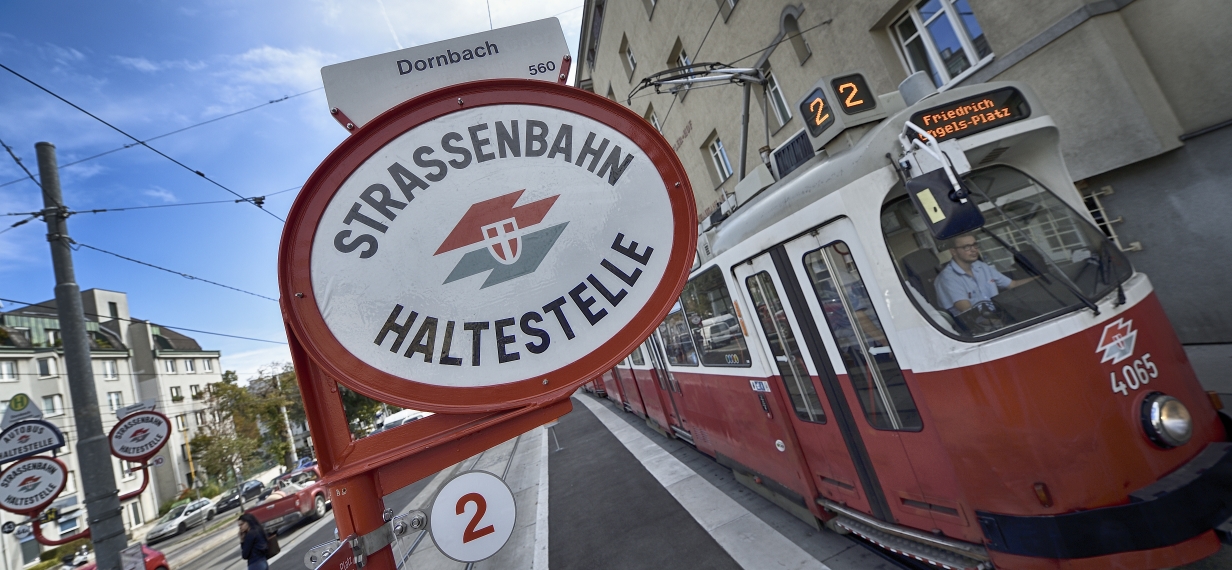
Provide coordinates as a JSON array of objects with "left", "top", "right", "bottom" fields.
[
  {"left": 79, "top": 544, "right": 167, "bottom": 570},
  {"left": 248, "top": 466, "right": 329, "bottom": 534}
]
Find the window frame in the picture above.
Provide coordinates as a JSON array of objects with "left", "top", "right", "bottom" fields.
[
  {"left": 202, "top": 359, "right": 213, "bottom": 373},
  {"left": 163, "top": 359, "right": 176, "bottom": 374},
  {"left": 42, "top": 394, "right": 64, "bottom": 417},
  {"left": 678, "top": 266, "right": 752, "bottom": 368},
  {"left": 708, "top": 138, "right": 734, "bottom": 183},
  {"left": 764, "top": 70, "right": 793, "bottom": 127},
  {"left": 0, "top": 360, "right": 16, "bottom": 382},
  {"left": 38, "top": 357, "right": 57, "bottom": 378},
  {"left": 170, "top": 386, "right": 183, "bottom": 401},
  {"left": 175, "top": 414, "right": 188, "bottom": 431},
  {"left": 184, "top": 359, "right": 195, "bottom": 373},
  {"left": 892, "top": 0, "right": 992, "bottom": 89},
  {"left": 102, "top": 359, "right": 119, "bottom": 380},
  {"left": 107, "top": 391, "right": 124, "bottom": 411}
]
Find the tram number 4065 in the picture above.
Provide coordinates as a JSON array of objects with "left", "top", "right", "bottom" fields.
[{"left": 1111, "top": 353, "right": 1158, "bottom": 396}]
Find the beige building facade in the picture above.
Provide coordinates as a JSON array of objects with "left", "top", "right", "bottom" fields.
[{"left": 575, "top": 0, "right": 1232, "bottom": 344}]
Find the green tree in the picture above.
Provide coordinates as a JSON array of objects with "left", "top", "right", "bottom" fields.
[{"left": 190, "top": 371, "right": 260, "bottom": 484}]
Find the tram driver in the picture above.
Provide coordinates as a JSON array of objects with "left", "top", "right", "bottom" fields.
[{"left": 935, "top": 234, "right": 1036, "bottom": 316}]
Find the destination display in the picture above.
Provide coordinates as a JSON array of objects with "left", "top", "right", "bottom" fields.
[
  {"left": 282, "top": 80, "right": 695, "bottom": 410},
  {"left": 908, "top": 87, "right": 1030, "bottom": 142},
  {"left": 0, "top": 420, "right": 65, "bottom": 465},
  {"left": 108, "top": 411, "right": 171, "bottom": 462},
  {"left": 0, "top": 456, "right": 67, "bottom": 515}
]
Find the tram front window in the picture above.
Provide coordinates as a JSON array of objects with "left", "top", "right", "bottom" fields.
[{"left": 882, "top": 165, "right": 1132, "bottom": 339}]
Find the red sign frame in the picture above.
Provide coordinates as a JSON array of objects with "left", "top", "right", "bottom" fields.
[
  {"left": 0, "top": 456, "right": 68, "bottom": 516},
  {"left": 107, "top": 411, "right": 171, "bottom": 463},
  {"left": 279, "top": 78, "right": 696, "bottom": 414}
]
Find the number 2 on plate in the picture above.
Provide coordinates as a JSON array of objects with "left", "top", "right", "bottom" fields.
[{"left": 456, "top": 493, "right": 495, "bottom": 543}]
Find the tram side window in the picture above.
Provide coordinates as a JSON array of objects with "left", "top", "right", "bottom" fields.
[
  {"left": 658, "top": 302, "right": 699, "bottom": 366},
  {"left": 629, "top": 345, "right": 645, "bottom": 366},
  {"left": 881, "top": 165, "right": 1133, "bottom": 340},
  {"left": 680, "top": 267, "right": 752, "bottom": 367},
  {"left": 746, "top": 271, "right": 825, "bottom": 423},
  {"left": 803, "top": 242, "right": 922, "bottom": 431}
]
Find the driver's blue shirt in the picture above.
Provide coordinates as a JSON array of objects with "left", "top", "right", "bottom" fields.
[{"left": 935, "top": 259, "right": 1012, "bottom": 315}]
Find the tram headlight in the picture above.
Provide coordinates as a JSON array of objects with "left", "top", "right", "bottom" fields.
[{"left": 1141, "top": 393, "right": 1193, "bottom": 448}]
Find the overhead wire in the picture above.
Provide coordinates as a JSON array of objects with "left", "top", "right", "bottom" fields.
[
  {"left": 0, "top": 133, "right": 52, "bottom": 234},
  {"left": 657, "top": 4, "right": 724, "bottom": 131},
  {"left": 0, "top": 89, "right": 322, "bottom": 190},
  {"left": 69, "top": 241, "right": 279, "bottom": 302},
  {"left": 0, "top": 63, "right": 286, "bottom": 222},
  {"left": 0, "top": 297, "right": 287, "bottom": 344},
  {"left": 4, "top": 186, "right": 302, "bottom": 219}
]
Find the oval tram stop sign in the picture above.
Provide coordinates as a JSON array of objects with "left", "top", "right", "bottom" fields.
[
  {"left": 108, "top": 411, "right": 171, "bottom": 463},
  {"left": 0, "top": 456, "right": 68, "bottom": 515},
  {"left": 281, "top": 79, "right": 696, "bottom": 411}
]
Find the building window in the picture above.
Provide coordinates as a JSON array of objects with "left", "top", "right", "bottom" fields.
[
  {"left": 46, "top": 329, "right": 60, "bottom": 347},
  {"left": 190, "top": 385, "right": 202, "bottom": 400},
  {"left": 195, "top": 411, "right": 207, "bottom": 426},
  {"left": 108, "top": 302, "right": 119, "bottom": 319},
  {"left": 163, "top": 359, "right": 176, "bottom": 374},
  {"left": 38, "top": 357, "right": 57, "bottom": 378},
  {"left": 102, "top": 359, "right": 118, "bottom": 380},
  {"left": 718, "top": 0, "right": 738, "bottom": 21},
  {"left": 0, "top": 360, "right": 15, "bottom": 381},
  {"left": 619, "top": 34, "right": 637, "bottom": 78},
  {"left": 107, "top": 392, "right": 124, "bottom": 411},
  {"left": 42, "top": 395, "right": 64, "bottom": 417},
  {"left": 708, "top": 137, "right": 734, "bottom": 183},
  {"left": 127, "top": 501, "right": 143, "bottom": 527},
  {"left": 120, "top": 460, "right": 137, "bottom": 481},
  {"left": 184, "top": 359, "right": 195, "bottom": 373},
  {"left": 645, "top": 104, "right": 661, "bottom": 131},
  {"left": 783, "top": 13, "right": 811, "bottom": 64},
  {"left": 58, "top": 513, "right": 79, "bottom": 534},
  {"left": 202, "top": 359, "right": 213, "bottom": 373},
  {"left": 170, "top": 386, "right": 183, "bottom": 402},
  {"left": 893, "top": 0, "right": 991, "bottom": 88},
  {"left": 176, "top": 414, "right": 188, "bottom": 431},
  {"left": 765, "top": 71, "right": 792, "bottom": 127},
  {"left": 64, "top": 471, "right": 76, "bottom": 494}
]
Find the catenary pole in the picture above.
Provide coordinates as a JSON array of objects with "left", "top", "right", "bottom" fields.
[{"left": 36, "top": 142, "right": 127, "bottom": 570}]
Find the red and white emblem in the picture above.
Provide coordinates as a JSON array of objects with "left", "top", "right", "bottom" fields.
[
  {"left": 482, "top": 218, "right": 523, "bottom": 265},
  {"left": 1096, "top": 318, "right": 1137, "bottom": 365}
]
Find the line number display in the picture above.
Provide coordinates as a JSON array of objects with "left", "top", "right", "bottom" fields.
[
  {"left": 830, "top": 74, "right": 877, "bottom": 115},
  {"left": 799, "top": 88, "right": 835, "bottom": 137}
]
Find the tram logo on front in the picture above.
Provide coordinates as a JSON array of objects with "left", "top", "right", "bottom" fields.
[
  {"left": 434, "top": 189, "right": 568, "bottom": 289},
  {"left": 1096, "top": 318, "right": 1137, "bottom": 365}
]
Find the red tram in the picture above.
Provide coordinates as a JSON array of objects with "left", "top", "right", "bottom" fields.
[{"left": 592, "top": 80, "right": 1230, "bottom": 569}]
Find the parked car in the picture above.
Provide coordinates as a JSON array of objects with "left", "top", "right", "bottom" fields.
[
  {"left": 214, "top": 480, "right": 265, "bottom": 513},
  {"left": 145, "top": 499, "right": 215, "bottom": 543},
  {"left": 248, "top": 466, "right": 329, "bottom": 535},
  {"left": 76, "top": 545, "right": 167, "bottom": 570}
]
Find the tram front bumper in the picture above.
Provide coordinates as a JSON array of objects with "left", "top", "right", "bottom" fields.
[{"left": 975, "top": 442, "right": 1232, "bottom": 559}]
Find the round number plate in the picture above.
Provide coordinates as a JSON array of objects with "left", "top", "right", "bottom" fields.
[{"left": 428, "top": 470, "right": 516, "bottom": 563}]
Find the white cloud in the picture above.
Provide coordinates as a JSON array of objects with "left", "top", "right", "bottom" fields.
[
  {"left": 114, "top": 56, "right": 207, "bottom": 73},
  {"left": 42, "top": 43, "right": 85, "bottom": 65},
  {"left": 229, "top": 46, "right": 335, "bottom": 91},
  {"left": 220, "top": 345, "right": 293, "bottom": 380},
  {"left": 143, "top": 187, "right": 177, "bottom": 203}
]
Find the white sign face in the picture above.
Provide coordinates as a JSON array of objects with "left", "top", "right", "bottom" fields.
[
  {"left": 429, "top": 471, "right": 516, "bottom": 563},
  {"left": 109, "top": 412, "right": 171, "bottom": 462},
  {"left": 0, "top": 457, "right": 66, "bottom": 514},
  {"left": 151, "top": 455, "right": 165, "bottom": 467},
  {"left": 0, "top": 420, "right": 65, "bottom": 465},
  {"left": 321, "top": 18, "right": 568, "bottom": 129},
  {"left": 0, "top": 394, "right": 42, "bottom": 431},
  {"left": 310, "top": 104, "right": 677, "bottom": 389}
]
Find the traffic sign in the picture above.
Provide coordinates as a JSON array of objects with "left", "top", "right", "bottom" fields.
[
  {"left": 0, "top": 394, "right": 42, "bottom": 430},
  {"left": 151, "top": 455, "right": 165, "bottom": 467},
  {"left": 321, "top": 18, "right": 569, "bottom": 130},
  {"left": 1, "top": 521, "right": 14, "bottom": 534},
  {"left": 13, "top": 523, "right": 30, "bottom": 540},
  {"left": 38, "top": 507, "right": 58, "bottom": 522},
  {"left": 429, "top": 471, "right": 516, "bottom": 563},
  {"left": 0, "top": 456, "right": 68, "bottom": 515},
  {"left": 0, "top": 420, "right": 65, "bottom": 465},
  {"left": 281, "top": 79, "right": 696, "bottom": 412},
  {"left": 114, "top": 399, "right": 156, "bottom": 419},
  {"left": 108, "top": 411, "right": 171, "bottom": 462}
]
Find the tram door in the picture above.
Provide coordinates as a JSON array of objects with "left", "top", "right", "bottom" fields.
[
  {"left": 614, "top": 358, "right": 646, "bottom": 417},
  {"left": 645, "top": 332, "right": 691, "bottom": 438},
  {"left": 736, "top": 219, "right": 929, "bottom": 527}
]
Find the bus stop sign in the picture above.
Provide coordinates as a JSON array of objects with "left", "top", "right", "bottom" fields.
[{"left": 280, "top": 79, "right": 695, "bottom": 412}]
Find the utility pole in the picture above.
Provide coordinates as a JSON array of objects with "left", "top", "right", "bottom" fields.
[
  {"left": 36, "top": 142, "right": 127, "bottom": 570},
  {"left": 280, "top": 404, "right": 299, "bottom": 467}
]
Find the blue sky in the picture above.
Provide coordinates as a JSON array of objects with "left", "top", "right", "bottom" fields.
[{"left": 0, "top": 1, "right": 584, "bottom": 379}]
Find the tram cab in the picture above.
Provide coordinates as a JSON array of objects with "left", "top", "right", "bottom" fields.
[{"left": 621, "top": 80, "right": 1231, "bottom": 569}]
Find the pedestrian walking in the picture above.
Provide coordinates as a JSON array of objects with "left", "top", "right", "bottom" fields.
[{"left": 238, "top": 512, "right": 269, "bottom": 570}]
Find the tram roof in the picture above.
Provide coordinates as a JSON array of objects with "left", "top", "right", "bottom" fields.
[{"left": 705, "top": 80, "right": 1042, "bottom": 262}]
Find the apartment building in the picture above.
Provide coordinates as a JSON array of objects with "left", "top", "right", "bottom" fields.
[
  {"left": 0, "top": 289, "right": 157, "bottom": 568},
  {"left": 574, "top": 0, "right": 1232, "bottom": 345}
]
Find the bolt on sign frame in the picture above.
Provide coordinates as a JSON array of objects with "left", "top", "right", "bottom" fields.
[{"left": 280, "top": 79, "right": 695, "bottom": 568}]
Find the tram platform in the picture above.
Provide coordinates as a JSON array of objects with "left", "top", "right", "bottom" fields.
[{"left": 394, "top": 391, "right": 891, "bottom": 570}]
